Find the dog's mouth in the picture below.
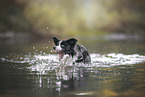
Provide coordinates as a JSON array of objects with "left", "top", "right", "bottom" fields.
[{"left": 58, "top": 51, "right": 64, "bottom": 59}]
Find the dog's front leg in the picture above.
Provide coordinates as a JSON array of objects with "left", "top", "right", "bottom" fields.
[{"left": 60, "top": 54, "right": 69, "bottom": 64}]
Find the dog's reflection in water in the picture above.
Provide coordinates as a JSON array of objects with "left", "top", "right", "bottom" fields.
[{"left": 55, "top": 65, "right": 89, "bottom": 90}]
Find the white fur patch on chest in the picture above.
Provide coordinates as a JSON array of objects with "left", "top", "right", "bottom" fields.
[{"left": 59, "top": 54, "right": 77, "bottom": 65}]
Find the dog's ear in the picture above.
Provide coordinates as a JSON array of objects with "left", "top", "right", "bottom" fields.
[
  {"left": 67, "top": 38, "right": 77, "bottom": 46},
  {"left": 53, "top": 37, "right": 60, "bottom": 45}
]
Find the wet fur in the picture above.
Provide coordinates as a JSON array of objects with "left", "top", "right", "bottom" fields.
[{"left": 53, "top": 37, "right": 91, "bottom": 64}]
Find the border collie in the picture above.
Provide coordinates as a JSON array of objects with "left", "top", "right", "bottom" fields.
[{"left": 52, "top": 37, "right": 91, "bottom": 64}]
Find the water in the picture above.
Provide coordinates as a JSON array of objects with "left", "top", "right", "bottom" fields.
[{"left": 0, "top": 35, "right": 145, "bottom": 97}]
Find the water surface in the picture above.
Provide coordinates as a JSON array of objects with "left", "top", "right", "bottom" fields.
[{"left": 0, "top": 35, "right": 145, "bottom": 97}]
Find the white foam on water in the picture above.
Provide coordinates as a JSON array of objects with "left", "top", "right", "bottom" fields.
[
  {"left": 1, "top": 53, "right": 145, "bottom": 74},
  {"left": 23, "top": 53, "right": 145, "bottom": 73},
  {"left": 91, "top": 53, "right": 145, "bottom": 67}
]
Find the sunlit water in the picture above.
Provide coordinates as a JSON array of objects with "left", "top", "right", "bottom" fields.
[
  {"left": 0, "top": 52, "right": 145, "bottom": 97},
  {"left": 1, "top": 53, "right": 145, "bottom": 72},
  {"left": 1, "top": 34, "right": 145, "bottom": 97}
]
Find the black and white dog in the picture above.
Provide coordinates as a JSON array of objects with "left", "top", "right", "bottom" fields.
[{"left": 53, "top": 37, "right": 91, "bottom": 64}]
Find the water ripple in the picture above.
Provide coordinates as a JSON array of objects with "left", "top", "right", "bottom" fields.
[{"left": 1, "top": 53, "right": 145, "bottom": 73}]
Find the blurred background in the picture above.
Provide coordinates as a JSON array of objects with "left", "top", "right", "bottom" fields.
[
  {"left": 0, "top": 0, "right": 145, "bottom": 43},
  {"left": 0, "top": 1, "right": 145, "bottom": 97},
  {"left": 0, "top": 0, "right": 145, "bottom": 57}
]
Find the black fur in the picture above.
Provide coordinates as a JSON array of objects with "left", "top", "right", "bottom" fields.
[{"left": 53, "top": 37, "right": 91, "bottom": 63}]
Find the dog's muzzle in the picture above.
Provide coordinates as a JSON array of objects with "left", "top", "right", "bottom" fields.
[{"left": 53, "top": 46, "right": 64, "bottom": 59}]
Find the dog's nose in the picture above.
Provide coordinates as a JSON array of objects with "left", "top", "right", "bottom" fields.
[{"left": 53, "top": 47, "right": 56, "bottom": 50}]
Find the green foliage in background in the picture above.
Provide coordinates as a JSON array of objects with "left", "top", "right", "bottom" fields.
[
  {"left": 0, "top": 0, "right": 30, "bottom": 32},
  {"left": 0, "top": 0, "right": 145, "bottom": 37}
]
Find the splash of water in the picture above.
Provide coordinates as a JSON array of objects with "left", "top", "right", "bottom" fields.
[
  {"left": 1, "top": 53, "right": 145, "bottom": 74},
  {"left": 1, "top": 53, "right": 145, "bottom": 92}
]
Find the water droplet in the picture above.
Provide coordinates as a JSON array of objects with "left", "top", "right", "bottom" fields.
[
  {"left": 33, "top": 46, "right": 35, "bottom": 49},
  {"left": 20, "top": 57, "right": 23, "bottom": 59}
]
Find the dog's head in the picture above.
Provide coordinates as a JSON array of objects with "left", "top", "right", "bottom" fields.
[{"left": 53, "top": 37, "right": 77, "bottom": 59}]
